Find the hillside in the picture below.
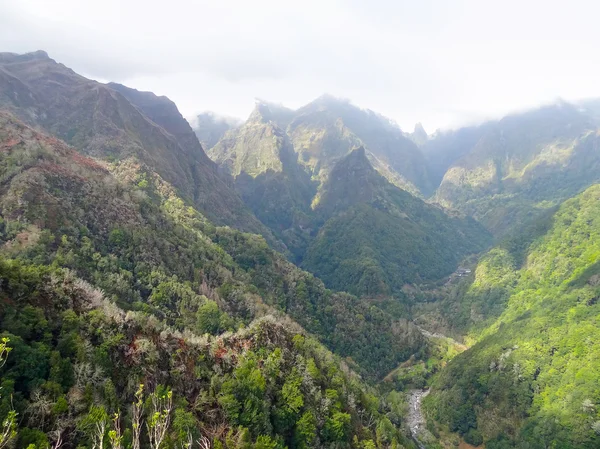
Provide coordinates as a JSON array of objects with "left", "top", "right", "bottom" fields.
[
  {"left": 0, "top": 110, "right": 426, "bottom": 447},
  {"left": 207, "top": 96, "right": 432, "bottom": 197},
  {"left": 432, "top": 102, "right": 600, "bottom": 235},
  {"left": 207, "top": 101, "right": 489, "bottom": 290},
  {"left": 0, "top": 51, "right": 278, "bottom": 244},
  {"left": 421, "top": 123, "right": 492, "bottom": 188},
  {"left": 423, "top": 184, "right": 600, "bottom": 448},
  {"left": 302, "top": 148, "right": 491, "bottom": 297}
]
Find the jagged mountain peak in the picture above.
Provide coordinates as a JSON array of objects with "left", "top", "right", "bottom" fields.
[
  {"left": 304, "top": 142, "right": 491, "bottom": 296},
  {"left": 209, "top": 101, "right": 295, "bottom": 179},
  {"left": 0, "top": 49, "right": 50, "bottom": 63},
  {"left": 0, "top": 51, "right": 281, "bottom": 246},
  {"left": 329, "top": 145, "right": 373, "bottom": 176},
  {"left": 431, "top": 100, "right": 600, "bottom": 236},
  {"left": 414, "top": 122, "right": 427, "bottom": 134},
  {"left": 248, "top": 99, "right": 295, "bottom": 127},
  {"left": 408, "top": 122, "right": 429, "bottom": 146}
]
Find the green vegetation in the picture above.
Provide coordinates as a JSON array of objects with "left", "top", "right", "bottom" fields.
[
  {"left": 0, "top": 52, "right": 279, "bottom": 249},
  {"left": 0, "top": 111, "right": 422, "bottom": 446},
  {"left": 303, "top": 148, "right": 491, "bottom": 297},
  {"left": 0, "top": 259, "right": 413, "bottom": 449},
  {"left": 207, "top": 104, "right": 489, "bottom": 295},
  {"left": 424, "top": 184, "right": 600, "bottom": 448}
]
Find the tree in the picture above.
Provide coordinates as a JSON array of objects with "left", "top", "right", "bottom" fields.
[
  {"left": 0, "top": 338, "right": 16, "bottom": 449},
  {"left": 80, "top": 405, "right": 108, "bottom": 449},
  {"left": 293, "top": 412, "right": 316, "bottom": 449},
  {"left": 196, "top": 301, "right": 222, "bottom": 335},
  {"left": 131, "top": 384, "right": 144, "bottom": 449},
  {"left": 323, "top": 412, "right": 351, "bottom": 442},
  {"left": 147, "top": 388, "right": 173, "bottom": 449},
  {"left": 108, "top": 413, "right": 123, "bottom": 449}
]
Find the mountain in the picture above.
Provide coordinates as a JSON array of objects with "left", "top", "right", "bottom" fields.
[
  {"left": 407, "top": 122, "right": 428, "bottom": 147},
  {"left": 0, "top": 110, "right": 424, "bottom": 447},
  {"left": 432, "top": 102, "right": 600, "bottom": 235},
  {"left": 423, "top": 184, "right": 600, "bottom": 448},
  {"left": 302, "top": 148, "right": 491, "bottom": 297},
  {"left": 208, "top": 100, "right": 490, "bottom": 293},
  {"left": 209, "top": 102, "right": 297, "bottom": 178},
  {"left": 287, "top": 95, "right": 432, "bottom": 196},
  {"left": 0, "top": 50, "right": 279, "bottom": 245},
  {"left": 192, "top": 111, "right": 241, "bottom": 150},
  {"left": 211, "top": 97, "right": 432, "bottom": 194},
  {"left": 209, "top": 102, "right": 316, "bottom": 260}
]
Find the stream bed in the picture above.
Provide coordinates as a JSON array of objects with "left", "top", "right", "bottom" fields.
[{"left": 407, "top": 388, "right": 430, "bottom": 448}]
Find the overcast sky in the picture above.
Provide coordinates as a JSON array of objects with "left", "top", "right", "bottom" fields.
[{"left": 2, "top": 0, "right": 600, "bottom": 131}]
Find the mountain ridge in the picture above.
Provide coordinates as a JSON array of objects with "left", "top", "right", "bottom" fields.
[{"left": 0, "top": 50, "right": 283, "bottom": 249}]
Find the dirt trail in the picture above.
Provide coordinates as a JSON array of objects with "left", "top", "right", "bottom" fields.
[{"left": 415, "top": 325, "right": 468, "bottom": 351}]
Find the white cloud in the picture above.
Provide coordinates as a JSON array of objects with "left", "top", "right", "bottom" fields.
[{"left": 1, "top": 0, "right": 600, "bottom": 130}]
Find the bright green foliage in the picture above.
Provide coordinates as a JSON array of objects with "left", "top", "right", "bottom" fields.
[
  {"left": 323, "top": 412, "right": 351, "bottom": 442},
  {"left": 0, "top": 259, "right": 409, "bottom": 448},
  {"left": 219, "top": 354, "right": 268, "bottom": 434},
  {"left": 425, "top": 184, "right": 600, "bottom": 448},
  {"left": 196, "top": 300, "right": 224, "bottom": 335},
  {"left": 0, "top": 113, "right": 414, "bottom": 447},
  {"left": 293, "top": 411, "right": 317, "bottom": 449}
]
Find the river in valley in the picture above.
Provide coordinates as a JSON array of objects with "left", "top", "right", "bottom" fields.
[{"left": 407, "top": 388, "right": 430, "bottom": 449}]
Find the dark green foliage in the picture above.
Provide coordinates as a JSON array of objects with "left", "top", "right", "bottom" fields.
[
  {"left": 303, "top": 148, "right": 491, "bottom": 296},
  {"left": 213, "top": 227, "right": 425, "bottom": 380},
  {"left": 209, "top": 100, "right": 488, "bottom": 296}
]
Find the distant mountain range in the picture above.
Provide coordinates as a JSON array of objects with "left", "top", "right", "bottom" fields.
[
  {"left": 203, "top": 98, "right": 491, "bottom": 295},
  {"left": 428, "top": 101, "right": 600, "bottom": 235}
]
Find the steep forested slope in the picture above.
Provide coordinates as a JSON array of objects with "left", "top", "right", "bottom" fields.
[
  {"left": 207, "top": 101, "right": 490, "bottom": 291},
  {"left": 287, "top": 96, "right": 431, "bottom": 196},
  {"left": 209, "top": 104, "right": 316, "bottom": 260},
  {"left": 424, "top": 184, "right": 600, "bottom": 448},
  {"left": 421, "top": 123, "right": 492, "bottom": 188},
  {"left": 0, "top": 111, "right": 422, "bottom": 380},
  {"left": 302, "top": 148, "right": 491, "bottom": 297},
  {"left": 0, "top": 261, "right": 414, "bottom": 449}
]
